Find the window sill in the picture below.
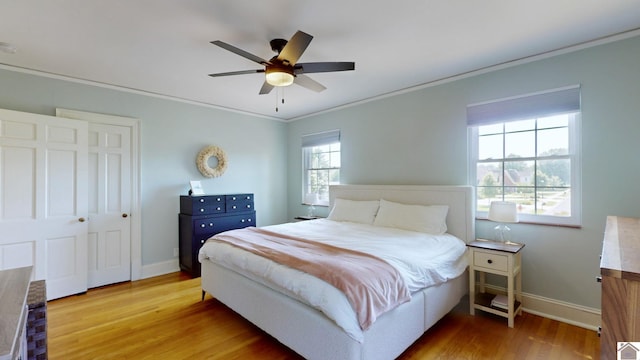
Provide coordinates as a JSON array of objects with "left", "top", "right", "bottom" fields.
[
  {"left": 476, "top": 217, "right": 582, "bottom": 229},
  {"left": 302, "top": 203, "right": 329, "bottom": 207}
]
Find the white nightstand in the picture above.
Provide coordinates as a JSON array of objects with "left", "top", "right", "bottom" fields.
[{"left": 468, "top": 239, "right": 524, "bottom": 327}]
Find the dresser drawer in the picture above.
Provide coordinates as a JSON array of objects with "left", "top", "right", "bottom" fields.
[
  {"left": 180, "top": 195, "right": 225, "bottom": 215},
  {"left": 193, "top": 218, "right": 222, "bottom": 236},
  {"left": 473, "top": 251, "right": 508, "bottom": 272},
  {"left": 216, "top": 212, "right": 255, "bottom": 231},
  {"left": 225, "top": 194, "right": 254, "bottom": 213}
]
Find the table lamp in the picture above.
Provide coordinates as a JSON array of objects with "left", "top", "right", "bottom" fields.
[{"left": 488, "top": 201, "right": 519, "bottom": 244}]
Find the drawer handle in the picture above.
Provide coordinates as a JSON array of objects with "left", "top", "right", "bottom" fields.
[
  {"left": 217, "top": 197, "right": 221, "bottom": 201},
  {"left": 248, "top": 218, "right": 252, "bottom": 222},
  {"left": 199, "top": 199, "right": 205, "bottom": 203},
  {"left": 487, "top": 259, "right": 493, "bottom": 264},
  {"left": 232, "top": 205, "right": 237, "bottom": 209},
  {"left": 209, "top": 223, "right": 213, "bottom": 227},
  {"left": 241, "top": 219, "right": 245, "bottom": 223},
  {"left": 216, "top": 207, "right": 221, "bottom": 211},
  {"left": 246, "top": 205, "right": 251, "bottom": 208},
  {"left": 246, "top": 196, "right": 251, "bottom": 200},
  {"left": 201, "top": 240, "right": 205, "bottom": 244},
  {"left": 200, "top": 208, "right": 205, "bottom": 212},
  {"left": 596, "top": 276, "right": 602, "bottom": 283},
  {"left": 200, "top": 224, "right": 205, "bottom": 228}
]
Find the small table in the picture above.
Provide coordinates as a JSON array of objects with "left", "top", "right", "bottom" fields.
[{"left": 468, "top": 239, "right": 524, "bottom": 327}]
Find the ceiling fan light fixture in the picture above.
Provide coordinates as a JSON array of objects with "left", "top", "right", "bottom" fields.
[{"left": 265, "top": 66, "right": 294, "bottom": 87}]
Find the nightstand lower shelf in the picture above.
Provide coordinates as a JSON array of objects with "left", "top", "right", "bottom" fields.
[{"left": 473, "top": 292, "right": 522, "bottom": 318}]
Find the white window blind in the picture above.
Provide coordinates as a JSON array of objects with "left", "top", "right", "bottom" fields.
[
  {"left": 301, "top": 129, "right": 340, "bottom": 148},
  {"left": 467, "top": 86, "right": 581, "bottom": 126}
]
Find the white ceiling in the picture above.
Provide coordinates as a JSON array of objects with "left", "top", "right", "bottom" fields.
[{"left": 1, "top": 1, "right": 640, "bottom": 121}]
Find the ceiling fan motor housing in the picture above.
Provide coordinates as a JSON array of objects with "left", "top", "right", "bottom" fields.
[{"left": 270, "top": 38, "right": 288, "bottom": 54}]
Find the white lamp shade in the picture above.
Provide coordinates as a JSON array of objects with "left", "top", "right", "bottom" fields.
[
  {"left": 488, "top": 201, "right": 519, "bottom": 223},
  {"left": 265, "top": 70, "right": 294, "bottom": 87},
  {"left": 304, "top": 193, "right": 319, "bottom": 205}
]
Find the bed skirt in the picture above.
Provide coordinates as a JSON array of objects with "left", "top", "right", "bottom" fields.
[{"left": 201, "top": 260, "right": 467, "bottom": 360}]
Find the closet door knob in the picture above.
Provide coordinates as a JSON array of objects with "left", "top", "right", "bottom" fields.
[{"left": 78, "top": 217, "right": 86, "bottom": 222}]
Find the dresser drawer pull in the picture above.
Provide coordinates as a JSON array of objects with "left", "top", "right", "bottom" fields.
[
  {"left": 232, "top": 205, "right": 237, "bottom": 209},
  {"left": 596, "top": 276, "right": 602, "bottom": 283},
  {"left": 216, "top": 197, "right": 221, "bottom": 201},
  {"left": 199, "top": 208, "right": 205, "bottom": 212},
  {"left": 209, "top": 223, "right": 213, "bottom": 227},
  {"left": 200, "top": 224, "right": 205, "bottom": 228},
  {"left": 199, "top": 198, "right": 205, "bottom": 203},
  {"left": 201, "top": 239, "right": 205, "bottom": 244},
  {"left": 487, "top": 259, "right": 493, "bottom": 264},
  {"left": 216, "top": 207, "right": 221, "bottom": 211},
  {"left": 248, "top": 218, "right": 252, "bottom": 222},
  {"left": 246, "top": 196, "right": 251, "bottom": 200},
  {"left": 241, "top": 219, "right": 245, "bottom": 223},
  {"left": 232, "top": 196, "right": 237, "bottom": 200},
  {"left": 246, "top": 205, "right": 251, "bottom": 208}
]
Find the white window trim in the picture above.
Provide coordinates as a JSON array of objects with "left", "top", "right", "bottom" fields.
[
  {"left": 301, "top": 130, "right": 340, "bottom": 207},
  {"left": 468, "top": 88, "right": 582, "bottom": 227}
]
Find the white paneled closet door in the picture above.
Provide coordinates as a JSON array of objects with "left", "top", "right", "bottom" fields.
[
  {"left": 0, "top": 108, "right": 89, "bottom": 300},
  {"left": 86, "top": 123, "right": 131, "bottom": 288}
]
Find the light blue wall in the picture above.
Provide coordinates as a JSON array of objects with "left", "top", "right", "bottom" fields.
[
  {"left": 287, "top": 34, "right": 640, "bottom": 309},
  {"left": 0, "top": 69, "right": 289, "bottom": 266}
]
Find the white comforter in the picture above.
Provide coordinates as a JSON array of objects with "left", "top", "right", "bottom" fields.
[{"left": 198, "top": 219, "right": 468, "bottom": 342}]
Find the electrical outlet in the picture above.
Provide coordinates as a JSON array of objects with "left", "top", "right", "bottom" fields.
[{"left": 173, "top": 248, "right": 179, "bottom": 257}]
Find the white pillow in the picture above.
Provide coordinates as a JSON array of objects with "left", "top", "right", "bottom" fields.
[
  {"left": 327, "top": 198, "right": 380, "bottom": 225},
  {"left": 373, "top": 199, "right": 449, "bottom": 234}
]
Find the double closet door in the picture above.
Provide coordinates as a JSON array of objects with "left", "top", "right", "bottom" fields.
[{"left": 0, "top": 108, "right": 134, "bottom": 299}]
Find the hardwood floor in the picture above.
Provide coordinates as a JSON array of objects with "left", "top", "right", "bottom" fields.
[{"left": 48, "top": 272, "right": 600, "bottom": 359}]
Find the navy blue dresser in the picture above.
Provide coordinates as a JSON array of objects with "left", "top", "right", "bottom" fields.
[{"left": 179, "top": 194, "right": 255, "bottom": 277}]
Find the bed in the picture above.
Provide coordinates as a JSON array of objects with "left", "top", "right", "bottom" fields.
[{"left": 199, "top": 184, "right": 474, "bottom": 360}]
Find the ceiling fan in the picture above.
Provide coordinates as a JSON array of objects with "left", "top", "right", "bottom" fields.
[{"left": 209, "top": 30, "right": 355, "bottom": 95}]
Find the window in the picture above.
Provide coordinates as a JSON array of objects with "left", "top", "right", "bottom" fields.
[
  {"left": 468, "top": 86, "right": 581, "bottom": 226},
  {"left": 302, "top": 130, "right": 340, "bottom": 206}
]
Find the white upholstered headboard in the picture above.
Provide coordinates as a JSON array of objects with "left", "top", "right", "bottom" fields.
[{"left": 329, "top": 185, "right": 475, "bottom": 243}]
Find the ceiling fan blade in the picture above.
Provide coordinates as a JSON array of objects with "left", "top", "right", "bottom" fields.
[
  {"left": 277, "top": 31, "right": 313, "bottom": 65},
  {"left": 295, "top": 62, "right": 355, "bottom": 74},
  {"left": 294, "top": 74, "right": 326, "bottom": 93},
  {"left": 209, "top": 69, "right": 265, "bottom": 77},
  {"left": 259, "top": 81, "right": 274, "bottom": 95},
  {"left": 211, "top": 40, "right": 270, "bottom": 65}
]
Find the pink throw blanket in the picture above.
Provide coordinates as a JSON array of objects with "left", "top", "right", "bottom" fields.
[{"left": 210, "top": 227, "right": 411, "bottom": 330}]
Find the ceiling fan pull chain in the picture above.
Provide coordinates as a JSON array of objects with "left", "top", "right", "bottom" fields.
[{"left": 275, "top": 90, "right": 279, "bottom": 112}]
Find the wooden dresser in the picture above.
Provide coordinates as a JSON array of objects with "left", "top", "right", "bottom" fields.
[
  {"left": 600, "top": 216, "right": 640, "bottom": 360},
  {"left": 179, "top": 194, "right": 255, "bottom": 277}
]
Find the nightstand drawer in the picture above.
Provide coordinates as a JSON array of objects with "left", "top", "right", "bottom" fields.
[{"left": 473, "top": 251, "right": 508, "bottom": 272}]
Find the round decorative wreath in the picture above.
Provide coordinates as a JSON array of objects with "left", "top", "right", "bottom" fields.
[{"left": 196, "top": 145, "right": 227, "bottom": 178}]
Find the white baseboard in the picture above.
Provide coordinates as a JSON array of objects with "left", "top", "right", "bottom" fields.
[
  {"left": 140, "top": 259, "right": 180, "bottom": 279},
  {"left": 483, "top": 284, "right": 600, "bottom": 331}
]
